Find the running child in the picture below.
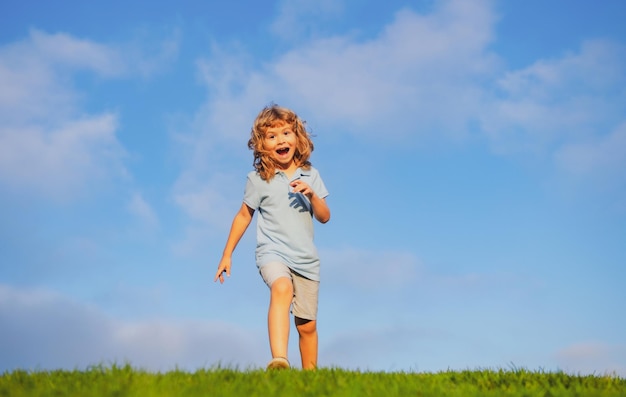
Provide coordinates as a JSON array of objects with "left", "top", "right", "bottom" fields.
[{"left": 214, "top": 104, "right": 330, "bottom": 370}]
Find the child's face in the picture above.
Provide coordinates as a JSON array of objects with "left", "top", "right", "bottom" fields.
[{"left": 263, "top": 122, "right": 297, "bottom": 170}]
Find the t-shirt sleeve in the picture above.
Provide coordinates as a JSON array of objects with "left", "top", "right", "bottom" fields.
[
  {"left": 243, "top": 174, "right": 260, "bottom": 210},
  {"left": 311, "top": 169, "right": 329, "bottom": 199}
]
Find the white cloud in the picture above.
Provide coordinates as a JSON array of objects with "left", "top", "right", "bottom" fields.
[
  {"left": 174, "top": 185, "right": 232, "bottom": 227},
  {"left": 270, "top": 1, "right": 498, "bottom": 139},
  {"left": 0, "top": 114, "right": 126, "bottom": 199},
  {"left": 320, "top": 325, "right": 443, "bottom": 371},
  {"left": 190, "top": 0, "right": 498, "bottom": 149},
  {"left": 170, "top": 170, "right": 252, "bottom": 258},
  {"left": 482, "top": 39, "right": 626, "bottom": 154},
  {"left": 320, "top": 245, "right": 541, "bottom": 299},
  {"left": 321, "top": 247, "right": 422, "bottom": 291},
  {"left": 554, "top": 342, "right": 626, "bottom": 377},
  {"left": 555, "top": 122, "right": 626, "bottom": 182},
  {"left": 0, "top": 30, "right": 130, "bottom": 200},
  {"left": 0, "top": 284, "right": 266, "bottom": 372},
  {"left": 26, "top": 29, "right": 126, "bottom": 77},
  {"left": 190, "top": 0, "right": 625, "bottom": 178},
  {"left": 319, "top": 318, "right": 626, "bottom": 375},
  {"left": 128, "top": 192, "right": 160, "bottom": 228},
  {"left": 497, "top": 40, "right": 625, "bottom": 97},
  {"left": 122, "top": 27, "right": 181, "bottom": 78},
  {"left": 270, "top": 0, "right": 344, "bottom": 41},
  {"left": 192, "top": 50, "right": 271, "bottom": 146},
  {"left": 175, "top": 0, "right": 501, "bottom": 229},
  {"left": 0, "top": 28, "right": 180, "bottom": 200}
]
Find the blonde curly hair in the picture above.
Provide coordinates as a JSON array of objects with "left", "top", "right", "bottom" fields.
[{"left": 248, "top": 104, "right": 314, "bottom": 181}]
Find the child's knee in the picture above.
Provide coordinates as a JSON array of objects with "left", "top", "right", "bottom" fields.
[
  {"left": 296, "top": 318, "right": 317, "bottom": 335},
  {"left": 271, "top": 277, "right": 293, "bottom": 298}
]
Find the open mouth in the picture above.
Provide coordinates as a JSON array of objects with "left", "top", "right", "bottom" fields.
[{"left": 276, "top": 147, "right": 290, "bottom": 155}]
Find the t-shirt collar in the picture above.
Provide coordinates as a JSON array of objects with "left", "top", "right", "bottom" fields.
[{"left": 275, "top": 167, "right": 310, "bottom": 179}]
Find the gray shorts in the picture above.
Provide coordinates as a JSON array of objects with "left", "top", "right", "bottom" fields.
[{"left": 259, "top": 262, "right": 319, "bottom": 321}]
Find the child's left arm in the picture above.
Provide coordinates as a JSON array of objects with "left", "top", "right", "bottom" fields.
[{"left": 290, "top": 180, "right": 330, "bottom": 223}]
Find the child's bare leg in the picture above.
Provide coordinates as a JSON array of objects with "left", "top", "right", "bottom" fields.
[
  {"left": 295, "top": 317, "right": 317, "bottom": 369},
  {"left": 268, "top": 277, "right": 293, "bottom": 360}
]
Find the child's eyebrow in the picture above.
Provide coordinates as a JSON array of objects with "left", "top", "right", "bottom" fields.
[{"left": 265, "top": 126, "right": 292, "bottom": 136}]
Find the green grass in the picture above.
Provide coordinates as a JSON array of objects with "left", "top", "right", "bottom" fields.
[{"left": 1, "top": 364, "right": 624, "bottom": 397}]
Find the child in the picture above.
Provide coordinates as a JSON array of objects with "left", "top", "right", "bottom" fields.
[{"left": 214, "top": 104, "right": 330, "bottom": 370}]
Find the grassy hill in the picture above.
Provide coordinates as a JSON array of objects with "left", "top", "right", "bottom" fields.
[{"left": 1, "top": 364, "right": 624, "bottom": 396}]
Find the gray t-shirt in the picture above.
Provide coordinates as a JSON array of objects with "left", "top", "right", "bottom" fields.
[{"left": 243, "top": 167, "right": 329, "bottom": 281}]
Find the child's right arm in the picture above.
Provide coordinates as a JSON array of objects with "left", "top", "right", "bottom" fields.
[{"left": 214, "top": 202, "right": 254, "bottom": 284}]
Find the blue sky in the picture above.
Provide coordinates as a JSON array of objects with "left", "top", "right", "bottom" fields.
[{"left": 1, "top": 0, "right": 625, "bottom": 375}]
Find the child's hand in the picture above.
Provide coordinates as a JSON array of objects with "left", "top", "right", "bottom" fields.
[
  {"left": 290, "top": 180, "right": 314, "bottom": 199},
  {"left": 214, "top": 257, "right": 231, "bottom": 284},
  {"left": 291, "top": 179, "right": 330, "bottom": 223}
]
